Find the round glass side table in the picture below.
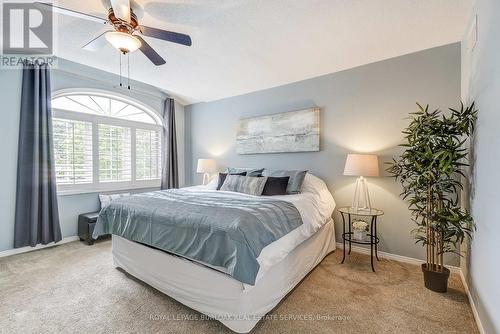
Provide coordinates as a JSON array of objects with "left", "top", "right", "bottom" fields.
[{"left": 338, "top": 206, "right": 384, "bottom": 272}]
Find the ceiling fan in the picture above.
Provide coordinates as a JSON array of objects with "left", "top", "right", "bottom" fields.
[{"left": 35, "top": 0, "right": 192, "bottom": 66}]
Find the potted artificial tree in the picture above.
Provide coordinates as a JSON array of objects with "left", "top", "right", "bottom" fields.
[{"left": 387, "top": 102, "right": 477, "bottom": 292}]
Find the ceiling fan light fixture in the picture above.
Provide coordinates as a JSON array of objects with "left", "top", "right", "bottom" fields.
[{"left": 105, "top": 31, "right": 141, "bottom": 53}]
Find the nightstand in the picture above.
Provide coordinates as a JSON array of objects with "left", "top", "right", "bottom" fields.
[
  {"left": 338, "top": 206, "right": 384, "bottom": 272},
  {"left": 78, "top": 211, "right": 105, "bottom": 245}
]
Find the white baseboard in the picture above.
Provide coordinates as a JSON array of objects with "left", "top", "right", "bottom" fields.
[
  {"left": 0, "top": 236, "right": 79, "bottom": 258},
  {"left": 460, "top": 270, "right": 485, "bottom": 334},
  {"left": 335, "top": 242, "right": 461, "bottom": 273}
]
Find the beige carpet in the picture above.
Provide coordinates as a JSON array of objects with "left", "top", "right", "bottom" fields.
[{"left": 0, "top": 240, "right": 478, "bottom": 334}]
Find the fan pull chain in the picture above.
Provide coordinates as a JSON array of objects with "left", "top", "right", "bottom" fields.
[
  {"left": 127, "top": 53, "right": 131, "bottom": 90},
  {"left": 119, "top": 52, "right": 123, "bottom": 87}
]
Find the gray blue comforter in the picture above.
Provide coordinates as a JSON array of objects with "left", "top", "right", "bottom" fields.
[{"left": 93, "top": 189, "right": 303, "bottom": 285}]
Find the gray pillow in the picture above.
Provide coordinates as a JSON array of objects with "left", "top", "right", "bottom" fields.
[
  {"left": 261, "top": 169, "right": 308, "bottom": 194},
  {"left": 220, "top": 175, "right": 268, "bottom": 196},
  {"left": 226, "top": 167, "right": 264, "bottom": 177}
]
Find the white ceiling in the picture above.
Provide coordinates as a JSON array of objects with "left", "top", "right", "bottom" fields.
[{"left": 52, "top": 0, "right": 472, "bottom": 104}]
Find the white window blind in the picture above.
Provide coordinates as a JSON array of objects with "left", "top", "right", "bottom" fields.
[
  {"left": 98, "top": 124, "right": 132, "bottom": 182},
  {"left": 136, "top": 129, "right": 161, "bottom": 180},
  {"left": 52, "top": 92, "right": 162, "bottom": 194},
  {"left": 53, "top": 118, "right": 93, "bottom": 185}
]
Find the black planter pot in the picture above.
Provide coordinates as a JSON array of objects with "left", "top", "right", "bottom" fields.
[{"left": 421, "top": 264, "right": 450, "bottom": 293}]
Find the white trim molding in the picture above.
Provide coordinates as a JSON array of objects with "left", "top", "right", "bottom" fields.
[
  {"left": 459, "top": 270, "right": 486, "bottom": 334},
  {"left": 335, "top": 242, "right": 461, "bottom": 273},
  {"left": 0, "top": 236, "right": 79, "bottom": 258}
]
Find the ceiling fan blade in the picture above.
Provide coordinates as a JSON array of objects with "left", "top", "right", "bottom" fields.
[
  {"left": 135, "top": 36, "right": 166, "bottom": 66},
  {"left": 82, "top": 31, "right": 112, "bottom": 51},
  {"left": 139, "top": 26, "right": 192, "bottom": 46},
  {"left": 34, "top": 2, "right": 108, "bottom": 24},
  {"left": 110, "top": 0, "right": 131, "bottom": 22}
]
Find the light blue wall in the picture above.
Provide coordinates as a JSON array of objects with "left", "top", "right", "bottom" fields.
[
  {"left": 0, "top": 70, "right": 23, "bottom": 253},
  {"left": 461, "top": 0, "right": 500, "bottom": 332},
  {"left": 0, "top": 59, "right": 183, "bottom": 252},
  {"left": 185, "top": 43, "right": 462, "bottom": 264}
]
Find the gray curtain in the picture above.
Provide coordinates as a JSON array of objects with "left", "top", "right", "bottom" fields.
[
  {"left": 14, "top": 62, "right": 62, "bottom": 248},
  {"left": 161, "top": 98, "right": 179, "bottom": 189}
]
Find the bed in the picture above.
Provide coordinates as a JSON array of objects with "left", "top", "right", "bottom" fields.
[{"left": 94, "top": 173, "right": 336, "bottom": 333}]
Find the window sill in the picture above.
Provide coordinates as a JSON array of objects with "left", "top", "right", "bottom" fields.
[{"left": 57, "top": 182, "right": 161, "bottom": 196}]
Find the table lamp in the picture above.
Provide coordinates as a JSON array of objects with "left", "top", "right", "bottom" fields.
[
  {"left": 197, "top": 159, "right": 216, "bottom": 185},
  {"left": 343, "top": 154, "right": 379, "bottom": 211}
]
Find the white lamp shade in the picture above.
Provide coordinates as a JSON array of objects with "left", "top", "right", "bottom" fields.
[
  {"left": 196, "top": 159, "right": 216, "bottom": 173},
  {"left": 105, "top": 32, "right": 141, "bottom": 53},
  {"left": 343, "top": 154, "right": 379, "bottom": 177}
]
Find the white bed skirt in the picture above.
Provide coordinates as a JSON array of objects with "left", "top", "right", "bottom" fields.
[{"left": 112, "top": 219, "right": 336, "bottom": 333}]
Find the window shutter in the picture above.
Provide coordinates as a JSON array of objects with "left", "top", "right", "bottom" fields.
[
  {"left": 53, "top": 118, "right": 93, "bottom": 184},
  {"left": 136, "top": 129, "right": 161, "bottom": 180},
  {"left": 52, "top": 93, "right": 162, "bottom": 193},
  {"left": 98, "top": 124, "right": 132, "bottom": 182}
]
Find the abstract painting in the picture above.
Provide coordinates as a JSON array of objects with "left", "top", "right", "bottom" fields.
[{"left": 236, "top": 108, "right": 320, "bottom": 154}]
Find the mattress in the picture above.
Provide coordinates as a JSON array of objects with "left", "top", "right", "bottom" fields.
[{"left": 112, "top": 218, "right": 336, "bottom": 333}]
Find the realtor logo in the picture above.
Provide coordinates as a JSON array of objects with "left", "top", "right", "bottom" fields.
[{"left": 2, "top": 1, "right": 53, "bottom": 54}]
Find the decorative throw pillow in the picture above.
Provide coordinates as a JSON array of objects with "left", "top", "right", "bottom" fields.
[
  {"left": 99, "top": 193, "right": 130, "bottom": 210},
  {"left": 217, "top": 172, "right": 247, "bottom": 190},
  {"left": 261, "top": 169, "right": 308, "bottom": 194},
  {"left": 220, "top": 175, "right": 268, "bottom": 196},
  {"left": 262, "top": 176, "right": 290, "bottom": 196},
  {"left": 226, "top": 167, "right": 264, "bottom": 177}
]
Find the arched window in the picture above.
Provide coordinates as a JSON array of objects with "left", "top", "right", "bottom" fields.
[{"left": 52, "top": 91, "right": 162, "bottom": 194}]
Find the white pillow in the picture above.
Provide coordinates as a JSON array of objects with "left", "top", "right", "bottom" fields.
[
  {"left": 99, "top": 193, "right": 131, "bottom": 210},
  {"left": 300, "top": 174, "right": 336, "bottom": 220},
  {"left": 205, "top": 175, "right": 219, "bottom": 190}
]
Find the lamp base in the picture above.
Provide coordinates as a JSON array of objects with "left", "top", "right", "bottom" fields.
[
  {"left": 202, "top": 173, "right": 210, "bottom": 185},
  {"left": 351, "top": 176, "right": 372, "bottom": 211}
]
